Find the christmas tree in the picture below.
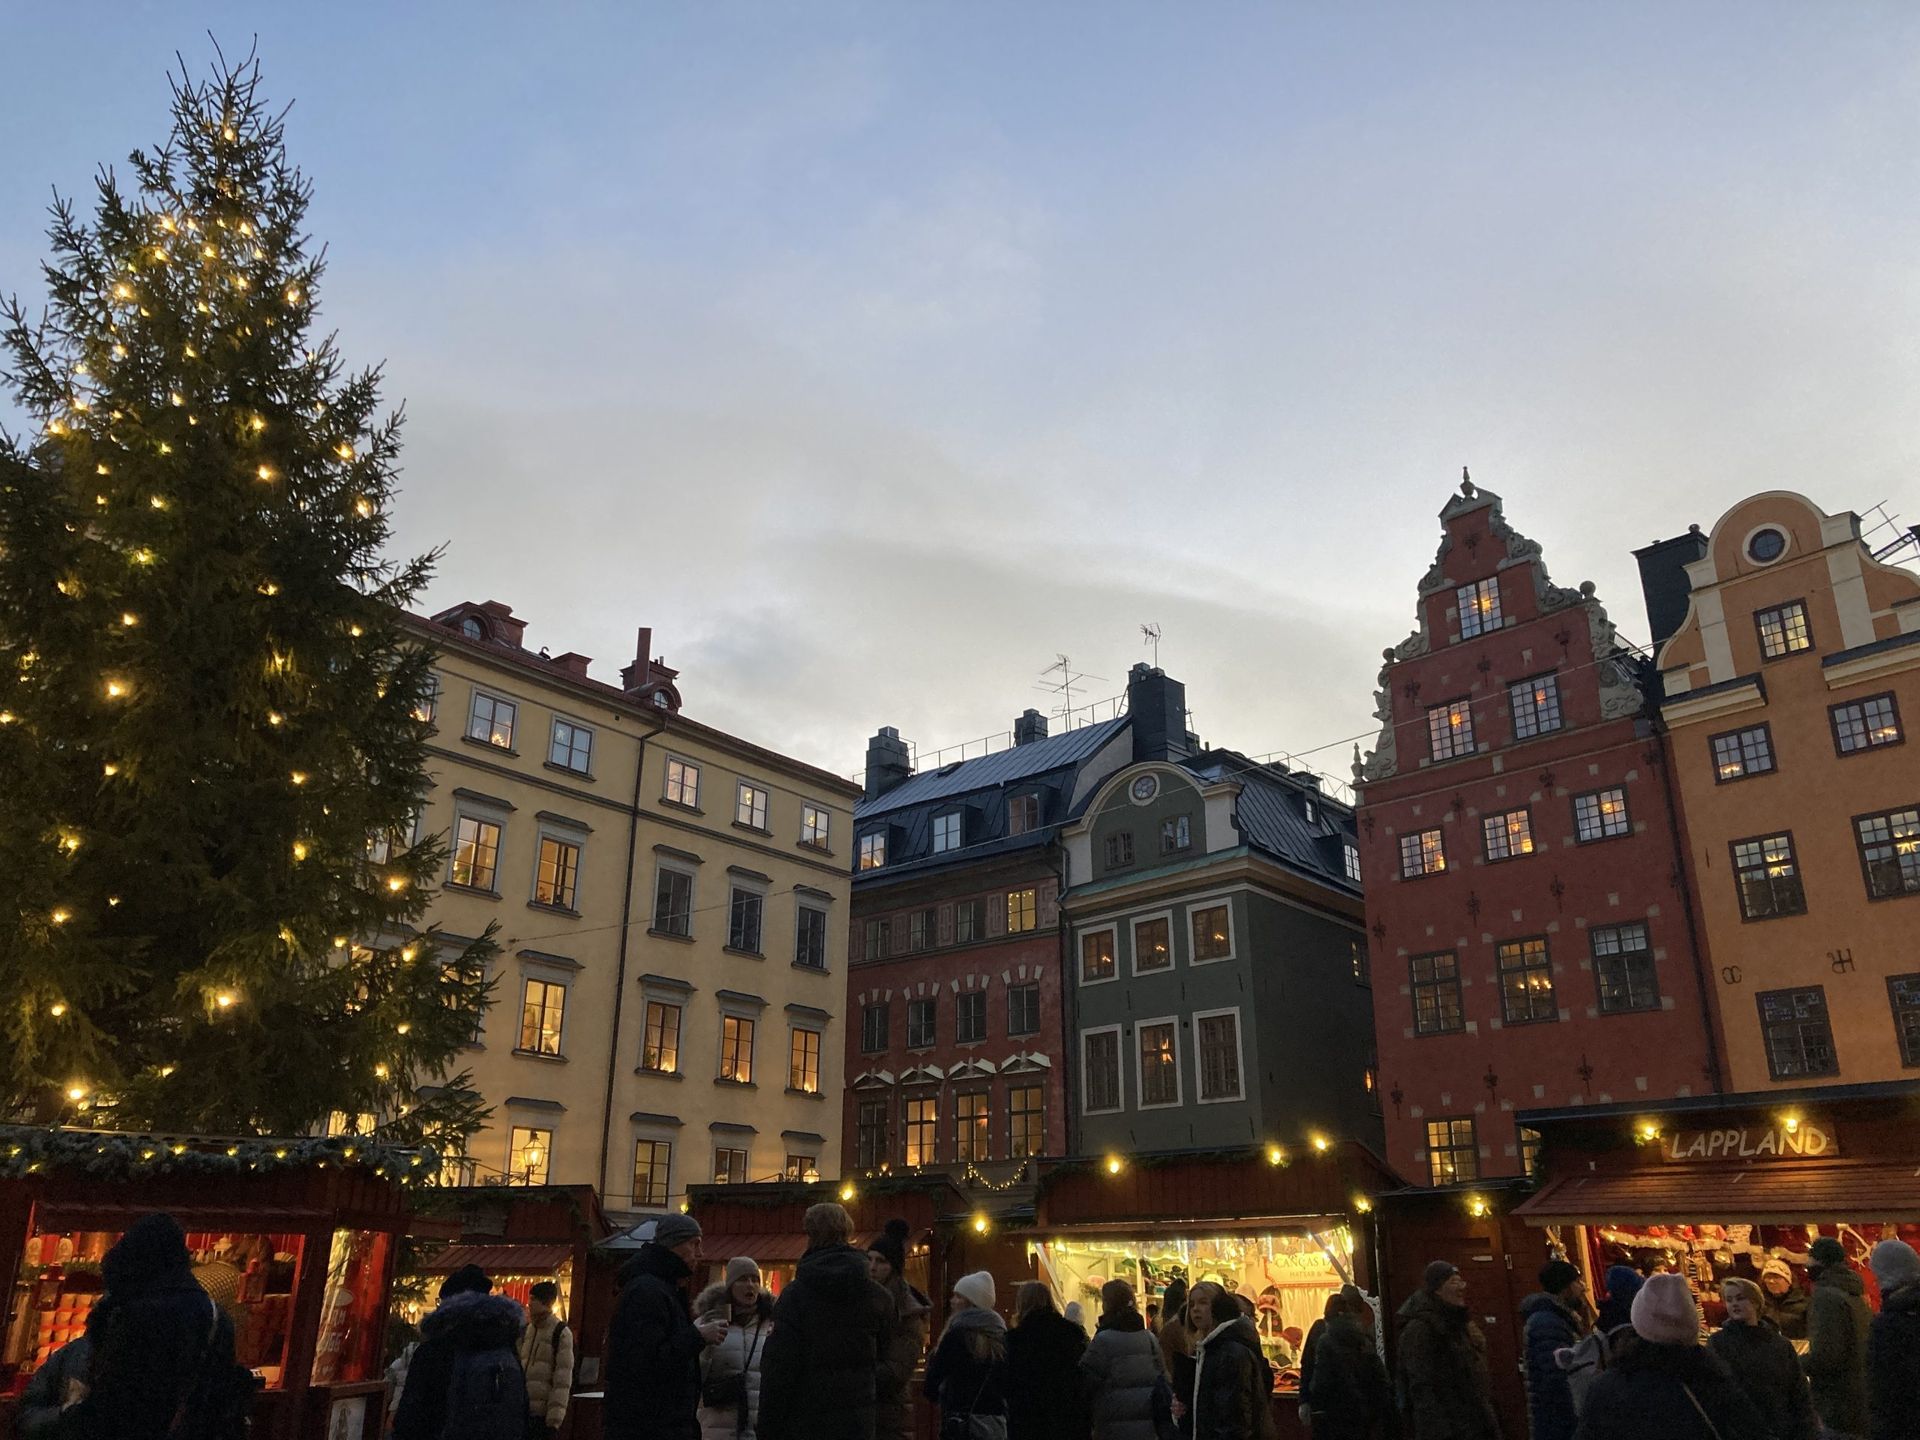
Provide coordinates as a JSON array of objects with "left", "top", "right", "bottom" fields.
[{"left": 0, "top": 49, "right": 494, "bottom": 1158}]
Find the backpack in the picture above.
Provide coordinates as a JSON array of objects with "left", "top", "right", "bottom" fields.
[
  {"left": 171, "top": 1298, "right": 264, "bottom": 1440},
  {"left": 441, "top": 1341, "right": 529, "bottom": 1440},
  {"left": 1556, "top": 1325, "right": 1624, "bottom": 1417}
]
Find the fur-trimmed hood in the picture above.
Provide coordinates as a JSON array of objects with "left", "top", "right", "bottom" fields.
[
  {"left": 696, "top": 1282, "right": 775, "bottom": 1324},
  {"left": 422, "top": 1290, "right": 526, "bottom": 1351}
]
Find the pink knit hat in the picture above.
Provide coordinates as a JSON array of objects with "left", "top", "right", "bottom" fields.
[{"left": 1630, "top": 1272, "right": 1699, "bottom": 1345}]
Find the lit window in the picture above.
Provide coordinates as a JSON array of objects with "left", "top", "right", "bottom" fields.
[
  {"left": 1133, "top": 916, "right": 1171, "bottom": 973},
  {"left": 736, "top": 782, "right": 769, "bottom": 831},
  {"left": 664, "top": 757, "right": 700, "bottom": 807},
  {"left": 1426, "top": 1118, "right": 1478, "bottom": 1185},
  {"left": 956, "top": 1091, "right": 990, "bottom": 1162},
  {"left": 1483, "top": 809, "right": 1534, "bottom": 862},
  {"left": 1711, "top": 725, "right": 1775, "bottom": 782},
  {"left": 508, "top": 1126, "right": 552, "bottom": 1186},
  {"left": 1364, "top": 1043, "right": 1380, "bottom": 1114},
  {"left": 956, "top": 991, "right": 987, "bottom": 1043},
  {"left": 1832, "top": 694, "right": 1903, "bottom": 756},
  {"left": 652, "top": 868, "right": 692, "bottom": 937},
  {"left": 1008, "top": 984, "right": 1040, "bottom": 1036},
  {"left": 1756, "top": 600, "right": 1813, "bottom": 660},
  {"left": 718, "top": 1015, "right": 755, "bottom": 1084},
  {"left": 907, "top": 998, "right": 936, "bottom": 1048},
  {"left": 727, "top": 888, "right": 764, "bottom": 954},
  {"left": 518, "top": 978, "right": 566, "bottom": 1055},
  {"left": 1519, "top": 1126, "right": 1543, "bottom": 1179},
  {"left": 1411, "top": 952, "right": 1463, "bottom": 1035},
  {"left": 1191, "top": 904, "right": 1231, "bottom": 961},
  {"left": 1496, "top": 938, "right": 1557, "bottom": 1024},
  {"left": 641, "top": 1001, "right": 681, "bottom": 1072},
  {"left": 794, "top": 906, "right": 827, "bottom": 970},
  {"left": 1161, "top": 815, "right": 1192, "bottom": 853},
  {"left": 801, "top": 804, "right": 831, "bottom": 847},
  {"left": 632, "top": 1140, "right": 671, "bottom": 1208},
  {"left": 1759, "top": 987, "right": 1837, "bottom": 1080},
  {"left": 549, "top": 719, "right": 593, "bottom": 774},
  {"left": 1009, "top": 1084, "right": 1044, "bottom": 1158},
  {"left": 1008, "top": 794, "right": 1041, "bottom": 835},
  {"left": 1400, "top": 829, "right": 1447, "bottom": 878},
  {"left": 1457, "top": 578, "right": 1502, "bottom": 638},
  {"left": 1080, "top": 929, "right": 1116, "bottom": 982},
  {"left": 1351, "top": 937, "right": 1370, "bottom": 985},
  {"left": 713, "top": 1147, "right": 749, "bottom": 1184},
  {"left": 1083, "top": 1030, "right": 1121, "bottom": 1113},
  {"left": 785, "top": 1153, "right": 816, "bottom": 1181},
  {"left": 1428, "top": 699, "right": 1475, "bottom": 761},
  {"left": 1196, "top": 1012, "right": 1243, "bottom": 1102},
  {"left": 1510, "top": 674, "right": 1564, "bottom": 740},
  {"left": 1592, "top": 923, "right": 1657, "bottom": 1014},
  {"left": 1573, "top": 788, "right": 1630, "bottom": 843},
  {"left": 858, "top": 832, "right": 887, "bottom": 870},
  {"left": 451, "top": 816, "right": 502, "bottom": 890},
  {"left": 1343, "top": 841, "right": 1362, "bottom": 882},
  {"left": 412, "top": 674, "right": 439, "bottom": 724},
  {"left": 904, "top": 1097, "right": 937, "bottom": 1166},
  {"left": 1006, "top": 888, "right": 1037, "bottom": 933},
  {"left": 467, "top": 692, "right": 516, "bottom": 749},
  {"left": 1732, "top": 833, "right": 1806, "bottom": 920},
  {"left": 788, "top": 1027, "right": 821, "bottom": 1093},
  {"left": 534, "top": 836, "right": 580, "bottom": 910},
  {"left": 1138, "top": 1022, "right": 1180, "bottom": 1106},
  {"left": 1856, "top": 808, "right": 1920, "bottom": 900},
  {"left": 932, "top": 812, "right": 962, "bottom": 854}
]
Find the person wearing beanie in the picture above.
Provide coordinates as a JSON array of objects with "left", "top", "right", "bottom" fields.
[
  {"left": 1303, "top": 1291, "right": 1394, "bottom": 1440},
  {"left": 1573, "top": 1274, "right": 1766, "bottom": 1440},
  {"left": 1804, "top": 1237, "right": 1871, "bottom": 1440},
  {"left": 393, "top": 1261, "right": 528, "bottom": 1440},
  {"left": 607, "top": 1211, "right": 729, "bottom": 1440},
  {"left": 1079, "top": 1278, "right": 1164, "bottom": 1440},
  {"left": 1396, "top": 1261, "right": 1498, "bottom": 1440},
  {"left": 1007, "top": 1281, "right": 1088, "bottom": 1440},
  {"left": 693, "top": 1258, "right": 773, "bottom": 1440},
  {"left": 1520, "top": 1259, "right": 1589, "bottom": 1440},
  {"left": 759, "top": 1203, "right": 894, "bottom": 1440},
  {"left": 1594, "top": 1266, "right": 1644, "bottom": 1335},
  {"left": 1710, "top": 1276, "right": 1816, "bottom": 1440},
  {"left": 1760, "top": 1254, "right": 1812, "bottom": 1341},
  {"left": 869, "top": 1220, "right": 932, "bottom": 1440},
  {"left": 924, "top": 1271, "right": 1009, "bottom": 1439},
  {"left": 1867, "top": 1239, "right": 1920, "bottom": 1440},
  {"left": 517, "top": 1278, "right": 577, "bottom": 1440}
]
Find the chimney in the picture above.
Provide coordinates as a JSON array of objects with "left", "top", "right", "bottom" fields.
[
  {"left": 547, "top": 652, "right": 593, "bottom": 681},
  {"left": 619, "top": 627, "right": 657, "bottom": 691},
  {"left": 1013, "top": 709, "right": 1050, "bottom": 747},
  {"left": 1633, "top": 526, "right": 1710, "bottom": 657},
  {"left": 1127, "top": 664, "right": 1191, "bottom": 763},
  {"left": 865, "top": 726, "right": 913, "bottom": 801}
]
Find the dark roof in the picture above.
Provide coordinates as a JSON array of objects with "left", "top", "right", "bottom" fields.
[
  {"left": 1823, "top": 629, "right": 1920, "bottom": 668},
  {"left": 856, "top": 716, "right": 1130, "bottom": 820},
  {"left": 1180, "top": 749, "right": 1360, "bottom": 896}
]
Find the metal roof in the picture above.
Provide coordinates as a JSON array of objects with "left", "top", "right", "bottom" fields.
[
  {"left": 1180, "top": 751, "right": 1360, "bottom": 896},
  {"left": 856, "top": 715, "right": 1130, "bottom": 821}
]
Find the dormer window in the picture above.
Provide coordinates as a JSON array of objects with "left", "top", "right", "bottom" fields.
[
  {"left": 932, "top": 812, "right": 962, "bottom": 855},
  {"left": 460, "top": 616, "right": 486, "bottom": 640},
  {"left": 1304, "top": 798, "right": 1318, "bottom": 825},
  {"left": 858, "top": 832, "right": 887, "bottom": 871},
  {"left": 1008, "top": 794, "right": 1041, "bottom": 835}
]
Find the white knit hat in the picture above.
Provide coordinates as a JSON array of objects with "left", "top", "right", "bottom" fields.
[
  {"left": 953, "top": 1271, "right": 996, "bottom": 1311},
  {"left": 1630, "top": 1273, "right": 1700, "bottom": 1345}
]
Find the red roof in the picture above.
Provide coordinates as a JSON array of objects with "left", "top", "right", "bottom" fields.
[
  {"left": 1513, "top": 1160, "right": 1920, "bottom": 1224},
  {"left": 420, "top": 1243, "right": 575, "bottom": 1275}
]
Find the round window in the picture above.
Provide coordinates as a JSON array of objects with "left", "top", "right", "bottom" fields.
[{"left": 1747, "top": 527, "right": 1787, "bottom": 563}]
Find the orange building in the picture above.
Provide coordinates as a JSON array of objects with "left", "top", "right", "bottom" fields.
[{"left": 1647, "top": 491, "right": 1920, "bottom": 1091}]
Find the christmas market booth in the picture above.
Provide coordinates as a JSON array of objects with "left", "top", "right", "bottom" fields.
[
  {"left": 0, "top": 1126, "right": 421, "bottom": 1440},
  {"left": 1512, "top": 1081, "right": 1920, "bottom": 1336}
]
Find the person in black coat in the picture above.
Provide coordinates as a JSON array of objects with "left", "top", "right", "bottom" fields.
[
  {"left": 56, "top": 1212, "right": 236, "bottom": 1440},
  {"left": 1181, "top": 1282, "right": 1270, "bottom": 1440},
  {"left": 1867, "top": 1240, "right": 1920, "bottom": 1440},
  {"left": 607, "top": 1216, "right": 730, "bottom": 1440},
  {"left": 1708, "top": 1277, "right": 1815, "bottom": 1440},
  {"left": 391, "top": 1265, "right": 529, "bottom": 1440},
  {"left": 925, "top": 1272, "right": 1010, "bottom": 1435},
  {"left": 1573, "top": 1276, "right": 1767, "bottom": 1440},
  {"left": 1008, "top": 1281, "right": 1089, "bottom": 1440},
  {"left": 1394, "top": 1264, "right": 1498, "bottom": 1440},
  {"left": 758, "top": 1203, "right": 897, "bottom": 1440},
  {"left": 1305, "top": 1295, "right": 1395, "bottom": 1440},
  {"left": 1519, "top": 1261, "right": 1587, "bottom": 1440}
]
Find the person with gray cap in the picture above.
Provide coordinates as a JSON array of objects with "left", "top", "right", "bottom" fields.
[
  {"left": 1394, "top": 1262, "right": 1497, "bottom": 1440},
  {"left": 607, "top": 1212, "right": 730, "bottom": 1440},
  {"left": 1866, "top": 1239, "right": 1920, "bottom": 1440},
  {"left": 1803, "top": 1236, "right": 1871, "bottom": 1440}
]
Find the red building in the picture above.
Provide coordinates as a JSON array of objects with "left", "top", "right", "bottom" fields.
[{"left": 1353, "top": 478, "right": 1720, "bottom": 1187}]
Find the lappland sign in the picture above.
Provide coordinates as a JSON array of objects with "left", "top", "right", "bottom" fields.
[{"left": 1661, "top": 1122, "right": 1838, "bottom": 1163}]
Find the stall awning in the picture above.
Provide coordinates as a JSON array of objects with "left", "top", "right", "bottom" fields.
[
  {"left": 1513, "top": 1161, "right": 1920, "bottom": 1224},
  {"left": 420, "top": 1243, "right": 574, "bottom": 1275},
  {"left": 700, "top": 1232, "right": 877, "bottom": 1263}
]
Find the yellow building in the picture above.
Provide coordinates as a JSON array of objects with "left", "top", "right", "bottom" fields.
[
  {"left": 402, "top": 601, "right": 859, "bottom": 1218},
  {"left": 1650, "top": 493, "right": 1920, "bottom": 1091}
]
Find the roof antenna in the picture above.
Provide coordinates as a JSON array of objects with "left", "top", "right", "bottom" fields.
[
  {"left": 1036, "top": 654, "right": 1104, "bottom": 728},
  {"left": 1140, "top": 622, "right": 1162, "bottom": 668}
]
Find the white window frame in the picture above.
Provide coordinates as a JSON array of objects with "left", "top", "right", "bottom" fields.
[
  {"left": 467, "top": 689, "right": 518, "bottom": 750},
  {"left": 548, "top": 716, "right": 595, "bottom": 774},
  {"left": 1457, "top": 577, "right": 1502, "bottom": 638},
  {"left": 1134, "top": 1013, "right": 1184, "bottom": 1110},
  {"left": 450, "top": 811, "right": 504, "bottom": 892},
  {"left": 1129, "top": 908, "right": 1176, "bottom": 976},
  {"left": 1428, "top": 698, "right": 1475, "bottom": 761},
  {"left": 932, "top": 811, "right": 962, "bottom": 854},
  {"left": 736, "top": 780, "right": 769, "bottom": 831},
  {"left": 663, "top": 756, "right": 701, "bottom": 808},
  {"left": 858, "top": 832, "right": 887, "bottom": 870},
  {"left": 1077, "top": 923, "right": 1120, "bottom": 987},
  {"left": 801, "top": 803, "right": 831, "bottom": 847},
  {"left": 1192, "top": 1005, "right": 1247, "bottom": 1104},
  {"left": 517, "top": 974, "right": 568, "bottom": 1057},
  {"left": 1080, "top": 1024, "right": 1124, "bottom": 1115},
  {"left": 1186, "top": 893, "right": 1238, "bottom": 966},
  {"left": 1343, "top": 841, "right": 1362, "bottom": 883},
  {"left": 506, "top": 1124, "right": 554, "bottom": 1185}
]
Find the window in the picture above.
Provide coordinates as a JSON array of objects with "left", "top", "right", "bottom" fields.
[
  {"left": 718, "top": 1015, "right": 755, "bottom": 1084},
  {"left": 956, "top": 899, "right": 985, "bottom": 943},
  {"left": 1890, "top": 976, "right": 1920, "bottom": 1067},
  {"left": 1400, "top": 829, "right": 1447, "bottom": 878},
  {"left": 904, "top": 1097, "right": 937, "bottom": 1166},
  {"left": 1428, "top": 699, "right": 1475, "bottom": 761},
  {"left": 1191, "top": 904, "right": 1232, "bottom": 961},
  {"left": 1756, "top": 600, "right": 1813, "bottom": 659},
  {"left": 907, "top": 998, "right": 936, "bottom": 1049},
  {"left": 905, "top": 908, "right": 930, "bottom": 952},
  {"left": 858, "top": 832, "right": 886, "bottom": 870},
  {"left": 1139, "top": 1021, "right": 1180, "bottom": 1107},
  {"left": 932, "top": 812, "right": 962, "bottom": 854},
  {"left": 664, "top": 757, "right": 700, "bottom": 808},
  {"left": 632, "top": 1140, "right": 671, "bottom": 1208},
  {"left": 1364, "top": 1043, "right": 1380, "bottom": 1114},
  {"left": 856, "top": 1100, "right": 889, "bottom": 1169},
  {"left": 1711, "top": 724, "right": 1776, "bottom": 782},
  {"left": 1457, "top": 578, "right": 1502, "bottom": 638},
  {"left": 468, "top": 692, "right": 516, "bottom": 749},
  {"left": 1856, "top": 808, "right": 1920, "bottom": 900},
  {"left": 451, "top": 816, "right": 502, "bottom": 891},
  {"left": 1008, "top": 794, "right": 1041, "bottom": 835},
  {"left": 534, "top": 836, "right": 580, "bottom": 910},
  {"left": 1104, "top": 831, "right": 1135, "bottom": 868},
  {"left": 518, "top": 978, "right": 566, "bottom": 1055},
  {"left": 1083, "top": 1030, "right": 1121, "bottom": 1113},
  {"left": 1006, "top": 889, "right": 1037, "bottom": 933},
  {"left": 863, "top": 918, "right": 889, "bottom": 960},
  {"left": 1833, "top": 694, "right": 1904, "bottom": 756},
  {"left": 1519, "top": 1125, "right": 1544, "bottom": 1179},
  {"left": 508, "top": 1126, "right": 552, "bottom": 1185},
  {"left": 785, "top": 1154, "right": 817, "bottom": 1181},
  {"left": 1573, "top": 788, "right": 1630, "bottom": 843},
  {"left": 1426, "top": 1118, "right": 1478, "bottom": 1185},
  {"left": 1496, "top": 938, "right": 1557, "bottom": 1024},
  {"left": 549, "top": 719, "right": 593, "bottom": 774},
  {"left": 713, "top": 1147, "right": 749, "bottom": 1184},
  {"left": 1134, "top": 916, "right": 1172, "bottom": 973},
  {"left": 1080, "top": 930, "right": 1115, "bottom": 983},
  {"left": 789, "top": 1028, "right": 821, "bottom": 1093},
  {"left": 1509, "top": 674, "right": 1564, "bottom": 740},
  {"left": 1759, "top": 987, "right": 1838, "bottom": 1080},
  {"left": 956, "top": 1092, "right": 990, "bottom": 1162},
  {"left": 1161, "top": 815, "right": 1192, "bottom": 854},
  {"left": 860, "top": 1002, "right": 890, "bottom": 1054},
  {"left": 1591, "top": 922, "right": 1658, "bottom": 1014},
  {"left": 1343, "top": 842, "right": 1362, "bottom": 882},
  {"left": 1483, "top": 809, "right": 1534, "bottom": 862},
  {"left": 1196, "top": 1011, "right": 1243, "bottom": 1102},
  {"left": 1009, "top": 1085, "right": 1044, "bottom": 1158},
  {"left": 1304, "top": 798, "right": 1318, "bottom": 825},
  {"left": 1411, "top": 952, "right": 1464, "bottom": 1035},
  {"left": 1351, "top": 937, "right": 1370, "bottom": 985},
  {"left": 801, "top": 804, "right": 831, "bottom": 847},
  {"left": 794, "top": 907, "right": 828, "bottom": 970},
  {"left": 735, "top": 782, "right": 769, "bottom": 831},
  {"left": 412, "top": 673, "right": 439, "bottom": 724},
  {"left": 1732, "top": 833, "right": 1807, "bottom": 920},
  {"left": 641, "top": 1001, "right": 681, "bottom": 1072},
  {"left": 653, "top": 868, "right": 692, "bottom": 937},
  {"left": 1747, "top": 527, "right": 1788, "bottom": 563},
  {"left": 1008, "top": 984, "right": 1040, "bottom": 1036},
  {"left": 727, "top": 888, "right": 764, "bottom": 953},
  {"left": 956, "top": 991, "right": 987, "bottom": 1043}
]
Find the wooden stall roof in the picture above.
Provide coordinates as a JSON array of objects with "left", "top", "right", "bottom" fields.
[
  {"left": 418, "top": 1242, "right": 576, "bottom": 1274},
  {"left": 697, "top": 1230, "right": 879, "bottom": 1263},
  {"left": 1036, "top": 1142, "right": 1395, "bottom": 1230},
  {"left": 1514, "top": 1160, "right": 1920, "bottom": 1224}
]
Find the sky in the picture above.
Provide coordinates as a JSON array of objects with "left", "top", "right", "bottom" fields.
[{"left": 5, "top": 3, "right": 1920, "bottom": 791}]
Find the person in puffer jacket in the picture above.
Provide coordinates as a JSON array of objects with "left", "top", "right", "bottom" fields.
[
  {"left": 1708, "top": 1277, "right": 1814, "bottom": 1440},
  {"left": 1518, "top": 1261, "right": 1586, "bottom": 1440},
  {"left": 1080, "top": 1279, "right": 1165, "bottom": 1440},
  {"left": 1866, "top": 1240, "right": 1920, "bottom": 1440},
  {"left": 695, "top": 1259, "right": 776, "bottom": 1440},
  {"left": 1804, "top": 1236, "right": 1871, "bottom": 1440},
  {"left": 391, "top": 1266, "right": 528, "bottom": 1440},
  {"left": 1305, "top": 1293, "right": 1395, "bottom": 1440},
  {"left": 517, "top": 1280, "right": 577, "bottom": 1440}
]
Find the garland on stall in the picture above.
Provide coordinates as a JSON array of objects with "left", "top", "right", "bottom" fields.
[
  {"left": 0, "top": 1125, "right": 433, "bottom": 1186},
  {"left": 1037, "top": 1144, "right": 1282, "bottom": 1193}
]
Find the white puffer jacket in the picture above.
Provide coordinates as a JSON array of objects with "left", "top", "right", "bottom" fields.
[
  {"left": 695, "top": 1283, "right": 776, "bottom": 1440},
  {"left": 515, "top": 1312, "right": 577, "bottom": 1431}
]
